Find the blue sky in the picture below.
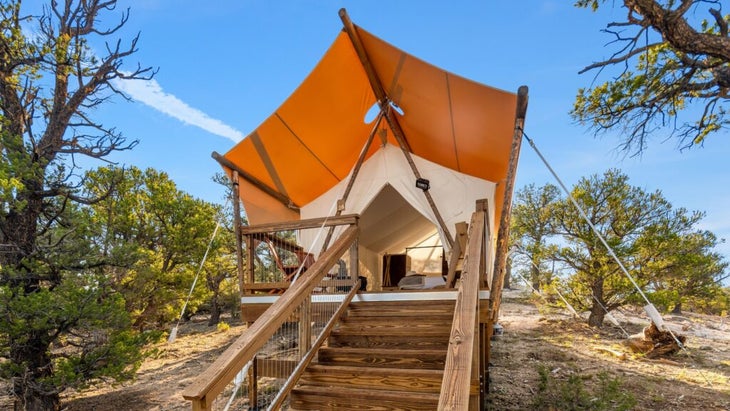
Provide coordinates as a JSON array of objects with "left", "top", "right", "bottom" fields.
[{"left": 27, "top": 1, "right": 730, "bottom": 257}]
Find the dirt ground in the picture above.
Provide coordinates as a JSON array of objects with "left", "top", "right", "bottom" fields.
[
  {"left": 487, "top": 289, "right": 730, "bottom": 410},
  {"left": 2, "top": 289, "right": 728, "bottom": 410},
  {"left": 57, "top": 318, "right": 248, "bottom": 411}
]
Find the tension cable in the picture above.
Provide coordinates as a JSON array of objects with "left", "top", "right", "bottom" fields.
[{"left": 520, "top": 128, "right": 712, "bottom": 386}]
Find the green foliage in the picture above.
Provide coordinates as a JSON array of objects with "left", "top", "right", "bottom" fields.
[
  {"left": 533, "top": 365, "right": 636, "bottom": 410},
  {"left": 217, "top": 321, "right": 231, "bottom": 333},
  {"left": 552, "top": 170, "right": 675, "bottom": 325},
  {"left": 511, "top": 183, "right": 561, "bottom": 291},
  {"left": 574, "top": 0, "right": 602, "bottom": 11},
  {"left": 0, "top": 273, "right": 153, "bottom": 391},
  {"left": 84, "top": 166, "right": 222, "bottom": 329},
  {"left": 681, "top": 286, "right": 730, "bottom": 315},
  {"left": 511, "top": 170, "right": 728, "bottom": 326},
  {"left": 572, "top": 1, "right": 730, "bottom": 154},
  {"left": 0, "top": 1, "right": 156, "bottom": 407}
]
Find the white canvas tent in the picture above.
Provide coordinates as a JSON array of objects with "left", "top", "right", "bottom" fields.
[{"left": 299, "top": 143, "right": 496, "bottom": 287}]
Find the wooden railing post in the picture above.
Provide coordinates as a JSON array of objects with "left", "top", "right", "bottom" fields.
[
  {"left": 248, "top": 355, "right": 257, "bottom": 408},
  {"left": 349, "top": 235, "right": 359, "bottom": 281},
  {"left": 245, "top": 235, "right": 255, "bottom": 291},
  {"left": 232, "top": 171, "right": 245, "bottom": 298},
  {"left": 298, "top": 299, "right": 312, "bottom": 356}
]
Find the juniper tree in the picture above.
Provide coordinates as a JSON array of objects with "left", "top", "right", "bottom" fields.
[
  {"left": 573, "top": 0, "right": 730, "bottom": 155},
  {"left": 0, "top": 1, "right": 153, "bottom": 409}
]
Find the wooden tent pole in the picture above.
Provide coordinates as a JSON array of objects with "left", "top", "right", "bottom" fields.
[
  {"left": 232, "top": 171, "right": 245, "bottom": 300},
  {"left": 490, "top": 85, "right": 529, "bottom": 324},
  {"left": 384, "top": 108, "right": 454, "bottom": 248},
  {"left": 320, "top": 111, "right": 384, "bottom": 255},
  {"left": 339, "top": 8, "right": 454, "bottom": 249},
  {"left": 212, "top": 151, "right": 299, "bottom": 211},
  {"left": 339, "top": 8, "right": 387, "bottom": 102}
]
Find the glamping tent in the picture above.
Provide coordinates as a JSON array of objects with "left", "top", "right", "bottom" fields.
[
  {"left": 298, "top": 144, "right": 497, "bottom": 288},
  {"left": 185, "top": 9, "right": 527, "bottom": 410},
  {"left": 215, "top": 12, "right": 523, "bottom": 290}
]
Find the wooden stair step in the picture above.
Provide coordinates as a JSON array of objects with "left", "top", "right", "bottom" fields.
[
  {"left": 350, "top": 299, "right": 455, "bottom": 307},
  {"left": 342, "top": 312, "right": 454, "bottom": 324},
  {"left": 289, "top": 385, "right": 440, "bottom": 410},
  {"left": 328, "top": 331, "right": 449, "bottom": 349},
  {"left": 336, "top": 321, "right": 452, "bottom": 333},
  {"left": 317, "top": 347, "right": 446, "bottom": 369},
  {"left": 340, "top": 315, "right": 452, "bottom": 325},
  {"left": 347, "top": 300, "right": 454, "bottom": 315},
  {"left": 330, "top": 328, "right": 449, "bottom": 337},
  {"left": 299, "top": 364, "right": 444, "bottom": 393}
]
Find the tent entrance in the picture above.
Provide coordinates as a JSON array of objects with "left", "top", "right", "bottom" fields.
[{"left": 358, "top": 184, "right": 444, "bottom": 290}]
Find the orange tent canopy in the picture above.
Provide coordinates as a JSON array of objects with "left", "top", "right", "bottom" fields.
[{"left": 220, "top": 17, "right": 521, "bottom": 233}]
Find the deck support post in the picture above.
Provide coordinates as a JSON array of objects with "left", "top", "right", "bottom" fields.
[{"left": 232, "top": 171, "right": 245, "bottom": 300}]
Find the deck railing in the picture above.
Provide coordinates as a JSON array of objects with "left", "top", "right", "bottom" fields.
[
  {"left": 439, "top": 207, "right": 489, "bottom": 409},
  {"left": 239, "top": 214, "right": 360, "bottom": 296},
  {"left": 182, "top": 223, "right": 359, "bottom": 410}
]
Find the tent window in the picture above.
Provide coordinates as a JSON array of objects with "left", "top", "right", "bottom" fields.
[
  {"left": 389, "top": 101, "right": 405, "bottom": 116},
  {"left": 363, "top": 102, "right": 380, "bottom": 124}
]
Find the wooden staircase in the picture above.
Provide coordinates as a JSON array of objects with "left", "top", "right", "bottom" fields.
[{"left": 289, "top": 298, "right": 454, "bottom": 410}]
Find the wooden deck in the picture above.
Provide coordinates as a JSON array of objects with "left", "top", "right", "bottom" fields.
[{"left": 240, "top": 289, "right": 490, "bottom": 324}]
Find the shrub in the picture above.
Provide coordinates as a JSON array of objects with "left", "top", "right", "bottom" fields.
[
  {"left": 217, "top": 321, "right": 230, "bottom": 333},
  {"left": 532, "top": 365, "right": 636, "bottom": 410}
]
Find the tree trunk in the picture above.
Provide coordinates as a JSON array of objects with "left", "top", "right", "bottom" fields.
[
  {"left": 671, "top": 301, "right": 682, "bottom": 315},
  {"left": 530, "top": 257, "right": 540, "bottom": 291},
  {"left": 208, "top": 293, "right": 221, "bottom": 326},
  {"left": 588, "top": 277, "right": 606, "bottom": 327},
  {"left": 11, "top": 333, "right": 60, "bottom": 411},
  {"left": 587, "top": 303, "right": 606, "bottom": 327},
  {"left": 1, "top": 189, "right": 43, "bottom": 290},
  {"left": 5, "top": 187, "right": 60, "bottom": 410},
  {"left": 504, "top": 259, "right": 512, "bottom": 289}
]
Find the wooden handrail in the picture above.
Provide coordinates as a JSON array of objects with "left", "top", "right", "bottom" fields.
[
  {"left": 240, "top": 214, "right": 359, "bottom": 235},
  {"left": 438, "top": 210, "right": 486, "bottom": 410},
  {"left": 182, "top": 225, "right": 359, "bottom": 410}
]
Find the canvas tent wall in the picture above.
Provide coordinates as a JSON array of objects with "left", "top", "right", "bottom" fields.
[
  {"left": 216, "top": 13, "right": 522, "bottom": 291},
  {"left": 299, "top": 143, "right": 496, "bottom": 286}
]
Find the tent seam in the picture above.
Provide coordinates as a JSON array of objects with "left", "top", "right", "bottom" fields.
[
  {"left": 445, "top": 72, "right": 461, "bottom": 173},
  {"left": 250, "top": 131, "right": 290, "bottom": 197},
  {"left": 274, "top": 112, "right": 341, "bottom": 182}
]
